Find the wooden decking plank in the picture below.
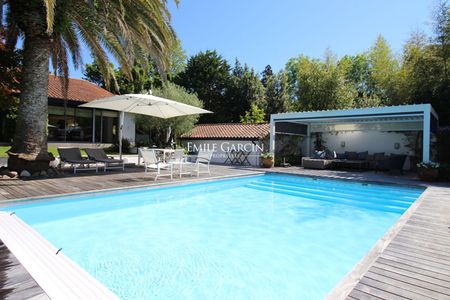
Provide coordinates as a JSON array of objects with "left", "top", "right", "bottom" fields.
[
  {"left": 370, "top": 266, "right": 450, "bottom": 296},
  {"left": 405, "top": 220, "right": 449, "bottom": 232},
  {"left": 391, "top": 236, "right": 450, "bottom": 254},
  {"left": 385, "top": 245, "right": 450, "bottom": 265},
  {"left": 376, "top": 257, "right": 450, "bottom": 283},
  {"left": 396, "top": 232, "right": 450, "bottom": 249},
  {"left": 346, "top": 288, "right": 384, "bottom": 300},
  {"left": 358, "top": 277, "right": 425, "bottom": 300},
  {"left": 0, "top": 240, "right": 49, "bottom": 300},
  {"left": 402, "top": 224, "right": 450, "bottom": 240},
  {"left": 383, "top": 248, "right": 450, "bottom": 267},
  {"left": 352, "top": 283, "right": 408, "bottom": 300},
  {"left": 362, "top": 273, "right": 438, "bottom": 300},
  {"left": 388, "top": 241, "right": 450, "bottom": 261},
  {"left": 372, "top": 261, "right": 450, "bottom": 288},
  {"left": 409, "top": 215, "right": 450, "bottom": 226},
  {"left": 380, "top": 253, "right": 450, "bottom": 276},
  {"left": 413, "top": 208, "right": 450, "bottom": 218}
]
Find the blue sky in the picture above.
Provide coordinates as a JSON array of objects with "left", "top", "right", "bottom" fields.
[{"left": 70, "top": 0, "right": 435, "bottom": 78}]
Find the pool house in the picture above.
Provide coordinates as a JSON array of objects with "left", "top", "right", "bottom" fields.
[{"left": 269, "top": 104, "right": 439, "bottom": 163}]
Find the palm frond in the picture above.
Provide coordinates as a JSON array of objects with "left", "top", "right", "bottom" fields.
[
  {"left": 5, "top": 0, "right": 176, "bottom": 92},
  {"left": 44, "top": 0, "right": 56, "bottom": 33}
]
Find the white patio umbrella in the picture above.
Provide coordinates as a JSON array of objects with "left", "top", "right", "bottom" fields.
[{"left": 80, "top": 94, "right": 212, "bottom": 159}]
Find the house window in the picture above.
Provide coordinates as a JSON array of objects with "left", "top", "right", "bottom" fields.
[
  {"left": 48, "top": 105, "right": 93, "bottom": 142},
  {"left": 48, "top": 105, "right": 117, "bottom": 143},
  {"left": 94, "top": 110, "right": 118, "bottom": 144}
]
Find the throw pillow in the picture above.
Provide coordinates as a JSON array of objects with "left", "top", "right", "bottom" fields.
[
  {"left": 345, "top": 151, "right": 358, "bottom": 160},
  {"left": 357, "top": 151, "right": 368, "bottom": 160}
]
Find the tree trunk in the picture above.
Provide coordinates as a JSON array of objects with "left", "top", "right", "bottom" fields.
[{"left": 8, "top": 32, "right": 51, "bottom": 172}]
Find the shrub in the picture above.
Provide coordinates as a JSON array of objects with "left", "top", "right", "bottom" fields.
[
  {"left": 106, "top": 138, "right": 132, "bottom": 154},
  {"left": 261, "top": 152, "right": 274, "bottom": 159},
  {"left": 416, "top": 161, "right": 440, "bottom": 169}
]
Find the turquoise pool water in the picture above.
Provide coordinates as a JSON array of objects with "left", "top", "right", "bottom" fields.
[{"left": 4, "top": 174, "right": 423, "bottom": 300}]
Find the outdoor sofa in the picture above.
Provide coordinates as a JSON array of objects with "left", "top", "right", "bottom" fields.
[
  {"left": 301, "top": 157, "right": 334, "bottom": 170},
  {"left": 302, "top": 150, "right": 407, "bottom": 173}
]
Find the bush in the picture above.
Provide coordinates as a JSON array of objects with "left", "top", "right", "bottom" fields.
[
  {"left": 106, "top": 138, "right": 131, "bottom": 154},
  {"left": 275, "top": 154, "right": 302, "bottom": 166}
]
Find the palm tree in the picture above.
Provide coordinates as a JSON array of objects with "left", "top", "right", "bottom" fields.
[{"left": 3, "top": 0, "right": 176, "bottom": 171}]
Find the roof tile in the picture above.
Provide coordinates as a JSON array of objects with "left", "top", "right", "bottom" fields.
[
  {"left": 48, "top": 75, "right": 114, "bottom": 102},
  {"left": 181, "top": 123, "right": 269, "bottom": 140}
]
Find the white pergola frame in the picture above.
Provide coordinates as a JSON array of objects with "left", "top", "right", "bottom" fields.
[{"left": 269, "top": 104, "right": 438, "bottom": 162}]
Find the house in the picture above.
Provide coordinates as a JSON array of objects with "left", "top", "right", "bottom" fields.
[
  {"left": 269, "top": 104, "right": 439, "bottom": 166},
  {"left": 1, "top": 75, "right": 137, "bottom": 146},
  {"left": 180, "top": 123, "right": 270, "bottom": 166}
]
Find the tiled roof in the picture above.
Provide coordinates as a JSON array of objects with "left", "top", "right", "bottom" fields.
[
  {"left": 48, "top": 75, "right": 114, "bottom": 102},
  {"left": 181, "top": 123, "right": 270, "bottom": 140}
]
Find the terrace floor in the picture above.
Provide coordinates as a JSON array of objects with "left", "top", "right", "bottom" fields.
[{"left": 0, "top": 165, "right": 449, "bottom": 299}]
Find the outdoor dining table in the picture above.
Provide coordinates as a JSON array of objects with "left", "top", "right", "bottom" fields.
[{"left": 137, "top": 148, "right": 175, "bottom": 165}]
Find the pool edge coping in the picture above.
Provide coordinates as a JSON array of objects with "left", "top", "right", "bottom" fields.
[
  {"left": 0, "top": 212, "right": 120, "bottom": 300},
  {"left": 0, "top": 171, "right": 265, "bottom": 207}
]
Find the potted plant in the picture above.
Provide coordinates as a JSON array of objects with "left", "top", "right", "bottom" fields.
[
  {"left": 416, "top": 161, "right": 440, "bottom": 181},
  {"left": 261, "top": 152, "right": 274, "bottom": 168}
]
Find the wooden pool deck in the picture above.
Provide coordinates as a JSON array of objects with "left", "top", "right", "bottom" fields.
[
  {"left": 0, "top": 240, "right": 49, "bottom": 300},
  {"left": 0, "top": 165, "right": 449, "bottom": 299}
]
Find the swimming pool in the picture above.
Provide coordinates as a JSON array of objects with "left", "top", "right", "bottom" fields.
[{"left": 3, "top": 174, "right": 424, "bottom": 299}]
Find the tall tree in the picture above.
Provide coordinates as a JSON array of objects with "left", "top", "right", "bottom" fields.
[
  {"left": 0, "top": 20, "right": 21, "bottom": 142},
  {"left": 175, "top": 50, "right": 231, "bottom": 123},
  {"left": 261, "top": 65, "right": 290, "bottom": 117},
  {"left": 84, "top": 58, "right": 159, "bottom": 94},
  {"left": 285, "top": 57, "right": 301, "bottom": 102},
  {"left": 287, "top": 54, "right": 356, "bottom": 111},
  {"left": 367, "top": 35, "right": 401, "bottom": 103},
  {"left": 339, "top": 54, "right": 382, "bottom": 107},
  {"left": 4, "top": 0, "right": 176, "bottom": 170},
  {"left": 261, "top": 65, "right": 274, "bottom": 87},
  {"left": 432, "top": 1, "right": 450, "bottom": 123},
  {"left": 397, "top": 2, "right": 450, "bottom": 123},
  {"left": 227, "top": 59, "right": 266, "bottom": 122},
  {"left": 240, "top": 103, "right": 266, "bottom": 124},
  {"left": 134, "top": 82, "right": 203, "bottom": 146}
]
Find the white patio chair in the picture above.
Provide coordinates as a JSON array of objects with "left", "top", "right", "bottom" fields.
[
  {"left": 139, "top": 148, "right": 173, "bottom": 181},
  {"left": 168, "top": 149, "right": 191, "bottom": 178},
  {"left": 188, "top": 150, "right": 214, "bottom": 177}
]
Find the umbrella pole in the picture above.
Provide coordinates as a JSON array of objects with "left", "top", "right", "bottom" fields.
[{"left": 119, "top": 111, "right": 124, "bottom": 160}]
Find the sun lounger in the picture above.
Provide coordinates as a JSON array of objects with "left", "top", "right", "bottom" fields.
[
  {"left": 58, "top": 147, "right": 98, "bottom": 174},
  {"left": 84, "top": 148, "right": 125, "bottom": 172}
]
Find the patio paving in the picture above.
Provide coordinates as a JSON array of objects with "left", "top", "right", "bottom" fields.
[{"left": 0, "top": 165, "right": 449, "bottom": 299}]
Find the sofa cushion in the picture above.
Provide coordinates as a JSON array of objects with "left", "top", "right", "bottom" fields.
[
  {"left": 313, "top": 150, "right": 326, "bottom": 159},
  {"left": 373, "top": 152, "right": 385, "bottom": 160},
  {"left": 324, "top": 149, "right": 336, "bottom": 159},
  {"left": 336, "top": 152, "right": 346, "bottom": 159},
  {"left": 345, "top": 151, "right": 358, "bottom": 160},
  {"left": 357, "top": 151, "right": 368, "bottom": 160}
]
